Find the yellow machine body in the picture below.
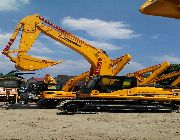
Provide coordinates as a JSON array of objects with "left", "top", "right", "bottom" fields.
[
  {"left": 79, "top": 87, "right": 180, "bottom": 102},
  {"left": 172, "top": 77, "right": 180, "bottom": 87},
  {"left": 57, "top": 75, "right": 180, "bottom": 113},
  {"left": 40, "top": 91, "right": 75, "bottom": 99},
  {"left": 140, "top": 0, "right": 180, "bottom": 19}
]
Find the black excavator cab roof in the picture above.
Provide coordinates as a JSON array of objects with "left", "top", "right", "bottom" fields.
[{"left": 82, "top": 75, "right": 137, "bottom": 93}]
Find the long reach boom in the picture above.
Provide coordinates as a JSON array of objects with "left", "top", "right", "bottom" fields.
[{"left": 2, "top": 14, "right": 131, "bottom": 76}]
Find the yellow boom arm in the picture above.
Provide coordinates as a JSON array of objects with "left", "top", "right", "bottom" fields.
[
  {"left": 62, "top": 54, "right": 131, "bottom": 91},
  {"left": 152, "top": 71, "right": 180, "bottom": 83},
  {"left": 126, "top": 61, "right": 170, "bottom": 85},
  {"left": 2, "top": 14, "right": 131, "bottom": 76},
  {"left": 140, "top": 0, "right": 180, "bottom": 19},
  {"left": 62, "top": 71, "right": 89, "bottom": 92},
  {"left": 172, "top": 76, "right": 180, "bottom": 86}
]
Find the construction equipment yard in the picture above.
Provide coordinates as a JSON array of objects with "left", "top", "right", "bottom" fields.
[
  {"left": 0, "top": 103, "right": 180, "bottom": 140},
  {"left": 0, "top": 0, "right": 180, "bottom": 139}
]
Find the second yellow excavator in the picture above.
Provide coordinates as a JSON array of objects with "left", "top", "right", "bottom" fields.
[
  {"left": 126, "top": 62, "right": 180, "bottom": 87},
  {"left": 3, "top": 14, "right": 180, "bottom": 112},
  {"left": 139, "top": 0, "right": 180, "bottom": 88},
  {"left": 126, "top": 61, "right": 170, "bottom": 85}
]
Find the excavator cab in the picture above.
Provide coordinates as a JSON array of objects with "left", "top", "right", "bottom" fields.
[
  {"left": 81, "top": 76, "right": 137, "bottom": 94},
  {"left": 40, "top": 83, "right": 62, "bottom": 91},
  {"left": 140, "top": 0, "right": 180, "bottom": 19}
]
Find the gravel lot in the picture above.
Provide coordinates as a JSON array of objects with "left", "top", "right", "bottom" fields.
[{"left": 0, "top": 103, "right": 180, "bottom": 140}]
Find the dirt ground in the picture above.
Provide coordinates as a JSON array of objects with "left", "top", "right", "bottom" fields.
[{"left": 0, "top": 103, "right": 180, "bottom": 140}]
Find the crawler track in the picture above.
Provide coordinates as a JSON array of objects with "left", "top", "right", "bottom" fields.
[{"left": 57, "top": 100, "right": 180, "bottom": 114}]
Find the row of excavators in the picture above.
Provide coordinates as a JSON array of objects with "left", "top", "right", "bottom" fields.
[{"left": 1, "top": 0, "right": 180, "bottom": 113}]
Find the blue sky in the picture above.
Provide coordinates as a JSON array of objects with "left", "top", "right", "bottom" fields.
[{"left": 0, "top": 0, "right": 179, "bottom": 77}]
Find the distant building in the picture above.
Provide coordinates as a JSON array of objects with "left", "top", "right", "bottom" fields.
[
  {"left": 54, "top": 75, "right": 86, "bottom": 87},
  {"left": 28, "top": 77, "right": 44, "bottom": 85},
  {"left": 28, "top": 75, "right": 86, "bottom": 88}
]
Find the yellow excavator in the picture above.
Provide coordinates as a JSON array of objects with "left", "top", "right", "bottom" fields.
[
  {"left": 57, "top": 1, "right": 180, "bottom": 113},
  {"left": 126, "top": 62, "right": 180, "bottom": 87},
  {"left": 57, "top": 74, "right": 180, "bottom": 113},
  {"left": 40, "top": 69, "right": 180, "bottom": 110},
  {"left": 38, "top": 56, "right": 131, "bottom": 108},
  {"left": 3, "top": 14, "right": 180, "bottom": 112},
  {"left": 140, "top": 0, "right": 180, "bottom": 19},
  {"left": 139, "top": 0, "right": 180, "bottom": 86},
  {"left": 2, "top": 14, "right": 131, "bottom": 108},
  {"left": 57, "top": 64, "right": 180, "bottom": 113}
]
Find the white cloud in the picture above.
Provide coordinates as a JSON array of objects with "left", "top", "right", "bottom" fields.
[
  {"left": 121, "top": 61, "right": 145, "bottom": 75},
  {"left": 153, "top": 55, "right": 180, "bottom": 63},
  {"left": 84, "top": 39, "right": 122, "bottom": 51},
  {"left": 0, "top": 62, "right": 14, "bottom": 73},
  {"left": 62, "top": 17, "right": 140, "bottom": 40},
  {"left": 0, "top": 54, "right": 15, "bottom": 73},
  {"left": 0, "top": 33, "right": 12, "bottom": 46},
  {"left": 34, "top": 59, "right": 145, "bottom": 78},
  {"left": 0, "top": 0, "right": 30, "bottom": 11},
  {"left": 30, "top": 55, "right": 53, "bottom": 61},
  {"left": 0, "top": 33, "right": 23, "bottom": 73},
  {"left": 30, "top": 40, "right": 54, "bottom": 54},
  {"left": 40, "top": 35, "right": 70, "bottom": 51},
  {"left": 0, "top": 32, "right": 53, "bottom": 54},
  {"left": 0, "top": 32, "right": 24, "bottom": 50},
  {"left": 41, "top": 59, "right": 90, "bottom": 76},
  {"left": 41, "top": 33, "right": 122, "bottom": 52},
  {"left": 152, "top": 34, "right": 160, "bottom": 39},
  {"left": 19, "top": 0, "right": 29, "bottom": 4}
]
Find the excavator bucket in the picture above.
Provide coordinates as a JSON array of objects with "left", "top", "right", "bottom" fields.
[
  {"left": 1, "top": 14, "right": 63, "bottom": 71},
  {"left": 3, "top": 52, "right": 63, "bottom": 71},
  {"left": 2, "top": 49, "right": 63, "bottom": 71},
  {"left": 140, "top": 0, "right": 180, "bottom": 19},
  {"left": 15, "top": 54, "right": 63, "bottom": 71}
]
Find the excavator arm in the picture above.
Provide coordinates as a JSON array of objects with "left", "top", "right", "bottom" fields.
[
  {"left": 152, "top": 71, "right": 180, "bottom": 83},
  {"left": 2, "top": 14, "right": 131, "bottom": 76},
  {"left": 172, "top": 76, "right": 180, "bottom": 86},
  {"left": 140, "top": 0, "right": 180, "bottom": 19},
  {"left": 126, "top": 63, "right": 162, "bottom": 81},
  {"left": 140, "top": 61, "right": 170, "bottom": 85},
  {"left": 126, "top": 61, "right": 170, "bottom": 85},
  {"left": 62, "top": 71, "right": 89, "bottom": 92}
]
